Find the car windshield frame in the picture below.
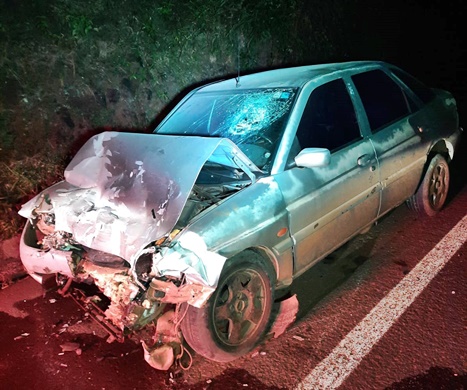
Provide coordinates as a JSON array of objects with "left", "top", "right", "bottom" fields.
[{"left": 155, "top": 87, "right": 298, "bottom": 170}]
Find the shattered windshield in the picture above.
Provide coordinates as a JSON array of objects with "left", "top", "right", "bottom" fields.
[{"left": 155, "top": 88, "right": 297, "bottom": 169}]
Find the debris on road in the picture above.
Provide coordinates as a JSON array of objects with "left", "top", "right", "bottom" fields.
[
  {"left": 60, "top": 341, "right": 80, "bottom": 352},
  {"left": 13, "top": 333, "right": 30, "bottom": 340},
  {"left": 58, "top": 324, "right": 69, "bottom": 334},
  {"left": 269, "top": 294, "right": 299, "bottom": 339},
  {"left": 292, "top": 335, "right": 305, "bottom": 342}
]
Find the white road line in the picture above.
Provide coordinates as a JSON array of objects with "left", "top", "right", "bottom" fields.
[{"left": 296, "top": 214, "right": 467, "bottom": 390}]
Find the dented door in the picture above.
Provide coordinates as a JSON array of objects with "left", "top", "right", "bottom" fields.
[
  {"left": 276, "top": 139, "right": 380, "bottom": 275},
  {"left": 274, "top": 77, "right": 380, "bottom": 276}
]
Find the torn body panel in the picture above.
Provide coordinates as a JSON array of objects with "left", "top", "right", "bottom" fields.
[
  {"left": 18, "top": 131, "right": 258, "bottom": 369},
  {"left": 19, "top": 132, "right": 254, "bottom": 288},
  {"left": 20, "top": 132, "right": 259, "bottom": 264},
  {"left": 20, "top": 219, "right": 75, "bottom": 282},
  {"left": 19, "top": 132, "right": 252, "bottom": 292}
]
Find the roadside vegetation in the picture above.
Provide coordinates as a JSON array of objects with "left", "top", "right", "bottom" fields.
[{"left": 1, "top": 0, "right": 354, "bottom": 238}]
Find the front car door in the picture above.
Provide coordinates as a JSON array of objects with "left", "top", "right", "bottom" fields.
[{"left": 275, "top": 77, "right": 381, "bottom": 276}]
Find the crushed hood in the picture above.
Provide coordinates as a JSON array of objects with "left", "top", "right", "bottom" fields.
[{"left": 20, "top": 131, "right": 259, "bottom": 263}]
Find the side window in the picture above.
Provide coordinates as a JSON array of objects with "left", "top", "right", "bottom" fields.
[
  {"left": 391, "top": 68, "right": 436, "bottom": 104},
  {"left": 352, "top": 69, "right": 410, "bottom": 132},
  {"left": 296, "top": 79, "right": 361, "bottom": 153}
]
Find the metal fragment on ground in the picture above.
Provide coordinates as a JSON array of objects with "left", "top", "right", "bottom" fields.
[
  {"left": 270, "top": 294, "right": 299, "bottom": 338},
  {"left": 60, "top": 341, "right": 81, "bottom": 352}
]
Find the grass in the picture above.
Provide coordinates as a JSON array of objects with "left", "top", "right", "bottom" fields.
[{"left": 0, "top": 151, "right": 66, "bottom": 239}]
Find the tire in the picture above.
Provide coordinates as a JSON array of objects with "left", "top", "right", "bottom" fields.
[
  {"left": 180, "top": 254, "right": 275, "bottom": 362},
  {"left": 407, "top": 154, "right": 450, "bottom": 216}
]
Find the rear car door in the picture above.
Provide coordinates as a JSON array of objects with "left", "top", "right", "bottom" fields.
[
  {"left": 275, "top": 78, "right": 381, "bottom": 275},
  {"left": 350, "top": 68, "right": 426, "bottom": 215}
]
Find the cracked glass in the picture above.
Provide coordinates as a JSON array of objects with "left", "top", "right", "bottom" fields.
[{"left": 156, "top": 88, "right": 297, "bottom": 169}]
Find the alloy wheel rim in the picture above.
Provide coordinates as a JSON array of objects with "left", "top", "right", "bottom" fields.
[
  {"left": 428, "top": 163, "right": 448, "bottom": 209},
  {"left": 212, "top": 268, "right": 268, "bottom": 347}
]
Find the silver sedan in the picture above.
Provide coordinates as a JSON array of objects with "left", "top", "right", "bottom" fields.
[{"left": 18, "top": 61, "right": 462, "bottom": 369}]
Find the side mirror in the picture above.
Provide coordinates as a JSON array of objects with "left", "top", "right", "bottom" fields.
[{"left": 294, "top": 147, "right": 331, "bottom": 168}]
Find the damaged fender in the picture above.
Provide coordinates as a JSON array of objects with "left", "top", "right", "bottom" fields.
[
  {"left": 19, "top": 132, "right": 259, "bottom": 265},
  {"left": 18, "top": 131, "right": 260, "bottom": 369}
]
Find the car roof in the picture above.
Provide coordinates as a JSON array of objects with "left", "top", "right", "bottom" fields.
[{"left": 199, "top": 61, "right": 389, "bottom": 91}]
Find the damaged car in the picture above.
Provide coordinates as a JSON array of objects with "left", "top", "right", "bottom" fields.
[{"left": 19, "top": 61, "right": 462, "bottom": 369}]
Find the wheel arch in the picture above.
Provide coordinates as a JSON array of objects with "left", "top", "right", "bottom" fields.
[
  {"left": 226, "top": 246, "right": 279, "bottom": 284},
  {"left": 407, "top": 152, "right": 450, "bottom": 216},
  {"left": 428, "top": 139, "right": 454, "bottom": 163},
  {"left": 414, "top": 139, "right": 453, "bottom": 190}
]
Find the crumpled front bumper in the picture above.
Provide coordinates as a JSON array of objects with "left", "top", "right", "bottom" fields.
[
  {"left": 18, "top": 216, "right": 229, "bottom": 371},
  {"left": 19, "top": 220, "right": 74, "bottom": 283}
]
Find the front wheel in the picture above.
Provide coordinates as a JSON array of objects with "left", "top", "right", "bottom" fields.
[
  {"left": 181, "top": 255, "right": 275, "bottom": 362},
  {"left": 407, "top": 154, "right": 450, "bottom": 216}
]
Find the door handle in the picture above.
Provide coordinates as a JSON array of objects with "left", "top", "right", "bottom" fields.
[{"left": 357, "top": 154, "right": 372, "bottom": 167}]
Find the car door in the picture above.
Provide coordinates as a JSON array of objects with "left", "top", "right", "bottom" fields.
[
  {"left": 350, "top": 69, "right": 426, "bottom": 215},
  {"left": 275, "top": 78, "right": 381, "bottom": 276}
]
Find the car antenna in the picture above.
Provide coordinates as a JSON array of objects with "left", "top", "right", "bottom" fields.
[{"left": 235, "top": 35, "right": 241, "bottom": 87}]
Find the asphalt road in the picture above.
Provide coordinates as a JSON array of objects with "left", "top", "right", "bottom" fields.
[{"left": 1, "top": 135, "right": 466, "bottom": 389}]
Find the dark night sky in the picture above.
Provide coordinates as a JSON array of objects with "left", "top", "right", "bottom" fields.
[{"left": 357, "top": 0, "right": 467, "bottom": 174}]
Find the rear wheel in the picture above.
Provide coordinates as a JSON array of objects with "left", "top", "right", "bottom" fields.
[
  {"left": 407, "top": 154, "right": 450, "bottom": 216},
  {"left": 181, "top": 254, "right": 275, "bottom": 362}
]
